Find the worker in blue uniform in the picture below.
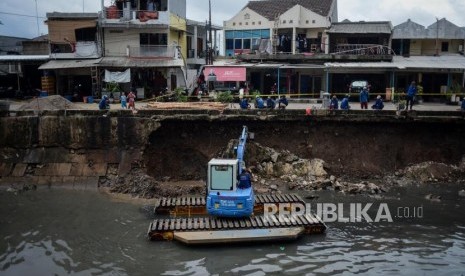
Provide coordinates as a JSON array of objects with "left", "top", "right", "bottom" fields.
[
  {"left": 237, "top": 168, "right": 252, "bottom": 189},
  {"left": 372, "top": 95, "right": 384, "bottom": 110},
  {"left": 266, "top": 97, "right": 276, "bottom": 109},
  {"left": 340, "top": 94, "right": 350, "bottom": 110},
  {"left": 240, "top": 98, "right": 250, "bottom": 109},
  {"left": 99, "top": 95, "right": 109, "bottom": 110},
  {"left": 278, "top": 95, "right": 289, "bottom": 109},
  {"left": 255, "top": 95, "right": 265, "bottom": 109},
  {"left": 329, "top": 95, "right": 339, "bottom": 110}
]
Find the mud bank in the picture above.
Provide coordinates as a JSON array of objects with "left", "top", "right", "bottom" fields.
[{"left": 1, "top": 110, "right": 465, "bottom": 197}]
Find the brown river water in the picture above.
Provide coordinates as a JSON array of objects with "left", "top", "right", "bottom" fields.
[{"left": 0, "top": 184, "right": 464, "bottom": 275}]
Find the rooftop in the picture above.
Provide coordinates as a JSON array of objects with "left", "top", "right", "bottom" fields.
[
  {"left": 244, "top": 0, "right": 334, "bottom": 20},
  {"left": 328, "top": 21, "right": 392, "bottom": 34}
]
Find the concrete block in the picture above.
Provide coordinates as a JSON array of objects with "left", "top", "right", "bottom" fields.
[
  {"left": 118, "top": 150, "right": 141, "bottom": 176},
  {"left": 54, "top": 163, "right": 72, "bottom": 176},
  {"left": 11, "top": 163, "right": 27, "bottom": 177},
  {"left": 74, "top": 176, "right": 99, "bottom": 190},
  {"left": 0, "top": 163, "right": 13, "bottom": 176},
  {"left": 23, "top": 148, "right": 45, "bottom": 163},
  {"left": 37, "top": 176, "right": 52, "bottom": 186},
  {"left": 70, "top": 163, "right": 84, "bottom": 176},
  {"left": 81, "top": 163, "right": 107, "bottom": 177}
]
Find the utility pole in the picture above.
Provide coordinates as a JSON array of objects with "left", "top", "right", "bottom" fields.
[
  {"left": 435, "top": 17, "right": 439, "bottom": 56},
  {"left": 35, "top": 0, "right": 40, "bottom": 36},
  {"left": 207, "top": 0, "right": 213, "bottom": 65}
]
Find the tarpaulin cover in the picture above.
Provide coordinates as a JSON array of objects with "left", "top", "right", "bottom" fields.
[
  {"left": 104, "top": 69, "right": 131, "bottom": 83},
  {"left": 206, "top": 67, "right": 246, "bottom": 82}
]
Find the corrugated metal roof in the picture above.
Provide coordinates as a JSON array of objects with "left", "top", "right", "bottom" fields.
[
  {"left": 39, "top": 58, "right": 101, "bottom": 69},
  {"left": 325, "top": 55, "right": 465, "bottom": 70},
  {"left": 328, "top": 22, "right": 392, "bottom": 34},
  {"left": 46, "top": 12, "right": 98, "bottom": 19},
  {"left": 0, "top": 55, "right": 49, "bottom": 61},
  {"left": 245, "top": 0, "right": 334, "bottom": 21}
]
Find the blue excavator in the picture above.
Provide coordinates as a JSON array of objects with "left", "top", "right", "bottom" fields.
[{"left": 206, "top": 126, "right": 255, "bottom": 217}]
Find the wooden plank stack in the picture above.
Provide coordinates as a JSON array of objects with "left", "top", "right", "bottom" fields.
[{"left": 145, "top": 102, "right": 226, "bottom": 111}]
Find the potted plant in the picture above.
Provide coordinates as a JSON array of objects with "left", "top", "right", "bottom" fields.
[
  {"left": 393, "top": 88, "right": 406, "bottom": 111},
  {"left": 416, "top": 84, "right": 423, "bottom": 104}
]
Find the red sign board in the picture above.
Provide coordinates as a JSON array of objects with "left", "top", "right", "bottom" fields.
[{"left": 205, "top": 67, "right": 246, "bottom": 82}]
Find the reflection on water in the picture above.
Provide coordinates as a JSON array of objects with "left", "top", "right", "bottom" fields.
[{"left": 0, "top": 189, "right": 464, "bottom": 275}]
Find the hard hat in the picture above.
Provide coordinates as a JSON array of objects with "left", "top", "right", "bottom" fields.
[{"left": 377, "top": 95, "right": 381, "bottom": 99}]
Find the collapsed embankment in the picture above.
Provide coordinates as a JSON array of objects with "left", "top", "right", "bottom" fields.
[{"left": 1, "top": 109, "right": 465, "bottom": 197}]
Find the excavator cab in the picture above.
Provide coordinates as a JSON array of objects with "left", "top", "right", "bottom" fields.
[
  {"left": 206, "top": 159, "right": 254, "bottom": 217},
  {"left": 206, "top": 126, "right": 254, "bottom": 217}
]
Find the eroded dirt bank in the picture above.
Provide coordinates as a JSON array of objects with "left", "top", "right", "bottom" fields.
[
  {"left": 143, "top": 120, "right": 465, "bottom": 180},
  {"left": 1, "top": 114, "right": 465, "bottom": 198}
]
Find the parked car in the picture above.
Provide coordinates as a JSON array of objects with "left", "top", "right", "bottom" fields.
[{"left": 349, "top": 80, "right": 370, "bottom": 100}]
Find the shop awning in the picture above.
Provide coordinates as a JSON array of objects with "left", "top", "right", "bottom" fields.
[
  {"left": 99, "top": 57, "right": 184, "bottom": 68},
  {"left": 39, "top": 58, "right": 101, "bottom": 69},
  {"left": 205, "top": 67, "right": 246, "bottom": 81}
]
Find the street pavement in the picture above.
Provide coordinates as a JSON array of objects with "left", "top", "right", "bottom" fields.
[{"left": 5, "top": 98, "right": 464, "bottom": 112}]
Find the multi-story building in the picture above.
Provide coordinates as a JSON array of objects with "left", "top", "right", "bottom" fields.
[
  {"left": 217, "top": 0, "right": 465, "bottom": 100},
  {"left": 39, "top": 0, "right": 215, "bottom": 100}
]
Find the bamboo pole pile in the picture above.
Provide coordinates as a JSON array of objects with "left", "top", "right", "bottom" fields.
[{"left": 145, "top": 102, "right": 227, "bottom": 111}]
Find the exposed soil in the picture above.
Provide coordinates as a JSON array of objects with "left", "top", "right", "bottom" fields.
[
  {"left": 143, "top": 120, "right": 465, "bottom": 181},
  {"left": 102, "top": 120, "right": 465, "bottom": 199}
]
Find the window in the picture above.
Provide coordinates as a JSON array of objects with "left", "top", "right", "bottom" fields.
[
  {"left": 75, "top": 27, "right": 96, "bottom": 41},
  {"left": 140, "top": 33, "right": 167, "bottom": 45},
  {"left": 239, "top": 22, "right": 242, "bottom": 26},
  {"left": 234, "top": 39, "right": 242, "bottom": 49},
  {"left": 312, "top": 20, "right": 316, "bottom": 24},
  {"left": 283, "top": 20, "right": 286, "bottom": 24},
  {"left": 441, "top": 42, "right": 449, "bottom": 52},
  {"left": 226, "top": 39, "right": 234, "bottom": 50},
  {"left": 210, "top": 165, "right": 234, "bottom": 190},
  {"left": 245, "top": 22, "right": 248, "bottom": 25},
  {"left": 258, "top": 21, "right": 261, "bottom": 25},
  {"left": 243, "top": 39, "right": 251, "bottom": 49},
  {"left": 289, "top": 20, "right": 293, "bottom": 24},
  {"left": 233, "top": 22, "right": 236, "bottom": 26},
  {"left": 244, "top": 13, "right": 250, "bottom": 20},
  {"left": 252, "top": 22, "right": 255, "bottom": 25},
  {"left": 306, "top": 20, "right": 309, "bottom": 24}
]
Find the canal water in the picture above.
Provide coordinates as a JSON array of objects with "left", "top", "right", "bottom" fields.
[{"left": 0, "top": 186, "right": 464, "bottom": 275}]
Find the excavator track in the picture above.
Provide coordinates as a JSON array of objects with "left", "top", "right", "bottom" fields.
[
  {"left": 148, "top": 213, "right": 326, "bottom": 244},
  {"left": 154, "top": 194, "right": 306, "bottom": 216}
]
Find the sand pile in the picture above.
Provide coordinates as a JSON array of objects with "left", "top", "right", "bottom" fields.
[{"left": 18, "top": 95, "right": 78, "bottom": 110}]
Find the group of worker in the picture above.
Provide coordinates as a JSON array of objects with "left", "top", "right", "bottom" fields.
[
  {"left": 239, "top": 95, "right": 289, "bottom": 110},
  {"left": 99, "top": 91, "right": 136, "bottom": 110},
  {"left": 329, "top": 92, "right": 384, "bottom": 110}
]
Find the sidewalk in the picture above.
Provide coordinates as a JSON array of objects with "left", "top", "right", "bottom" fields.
[{"left": 5, "top": 98, "right": 463, "bottom": 112}]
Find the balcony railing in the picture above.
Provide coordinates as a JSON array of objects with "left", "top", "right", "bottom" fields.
[
  {"left": 50, "top": 41, "right": 100, "bottom": 59},
  {"left": 332, "top": 44, "right": 394, "bottom": 56},
  {"left": 104, "top": 7, "right": 163, "bottom": 22},
  {"left": 129, "top": 45, "right": 179, "bottom": 58}
]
